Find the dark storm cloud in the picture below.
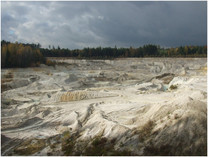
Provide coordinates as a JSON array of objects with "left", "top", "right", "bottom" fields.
[
  {"left": 1, "top": 1, "right": 207, "bottom": 49},
  {"left": 88, "top": 1, "right": 207, "bottom": 47}
]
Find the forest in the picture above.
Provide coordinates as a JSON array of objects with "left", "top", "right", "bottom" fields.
[
  {"left": 40, "top": 44, "right": 207, "bottom": 58},
  {"left": 1, "top": 40, "right": 207, "bottom": 68},
  {"left": 1, "top": 41, "right": 44, "bottom": 68}
]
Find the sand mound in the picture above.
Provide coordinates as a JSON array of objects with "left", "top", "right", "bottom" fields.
[
  {"left": 143, "top": 100, "right": 207, "bottom": 156},
  {"left": 154, "top": 73, "right": 175, "bottom": 84},
  {"left": 17, "top": 117, "right": 43, "bottom": 128},
  {"left": 117, "top": 73, "right": 129, "bottom": 83},
  {"left": 29, "top": 75, "right": 40, "bottom": 82},
  {"left": 64, "top": 74, "right": 78, "bottom": 84}
]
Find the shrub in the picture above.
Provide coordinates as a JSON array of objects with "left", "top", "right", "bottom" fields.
[
  {"left": 14, "top": 139, "right": 46, "bottom": 155},
  {"left": 1, "top": 71, "right": 14, "bottom": 92},
  {"left": 85, "top": 136, "right": 132, "bottom": 156},
  {"left": 61, "top": 131, "right": 74, "bottom": 156},
  {"left": 139, "top": 120, "right": 156, "bottom": 141},
  {"left": 169, "top": 85, "right": 177, "bottom": 90},
  {"left": 45, "top": 59, "right": 56, "bottom": 67},
  {"left": 4, "top": 71, "right": 14, "bottom": 79},
  {"left": 144, "top": 143, "right": 172, "bottom": 156}
]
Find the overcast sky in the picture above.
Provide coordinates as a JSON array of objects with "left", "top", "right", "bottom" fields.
[{"left": 1, "top": 1, "right": 207, "bottom": 49}]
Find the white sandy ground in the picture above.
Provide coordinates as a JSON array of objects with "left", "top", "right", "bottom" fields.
[{"left": 1, "top": 58, "right": 207, "bottom": 155}]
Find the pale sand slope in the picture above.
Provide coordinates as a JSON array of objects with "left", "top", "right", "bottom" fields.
[{"left": 1, "top": 58, "right": 207, "bottom": 155}]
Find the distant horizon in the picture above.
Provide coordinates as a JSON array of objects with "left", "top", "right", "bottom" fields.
[
  {"left": 1, "top": 40, "right": 207, "bottom": 50},
  {"left": 1, "top": 1, "right": 207, "bottom": 49}
]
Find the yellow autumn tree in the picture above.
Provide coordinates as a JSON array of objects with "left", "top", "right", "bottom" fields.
[{"left": 1, "top": 42, "right": 45, "bottom": 68}]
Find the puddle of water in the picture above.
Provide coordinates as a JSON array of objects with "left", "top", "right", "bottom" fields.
[{"left": 163, "top": 84, "right": 168, "bottom": 91}]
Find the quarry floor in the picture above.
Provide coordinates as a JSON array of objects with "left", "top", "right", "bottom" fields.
[{"left": 1, "top": 58, "right": 207, "bottom": 155}]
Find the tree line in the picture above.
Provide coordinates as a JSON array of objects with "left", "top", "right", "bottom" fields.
[
  {"left": 40, "top": 44, "right": 207, "bottom": 58},
  {"left": 1, "top": 40, "right": 207, "bottom": 68},
  {"left": 1, "top": 41, "right": 45, "bottom": 68}
]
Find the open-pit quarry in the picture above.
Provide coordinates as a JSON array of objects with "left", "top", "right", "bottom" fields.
[{"left": 1, "top": 58, "right": 207, "bottom": 156}]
